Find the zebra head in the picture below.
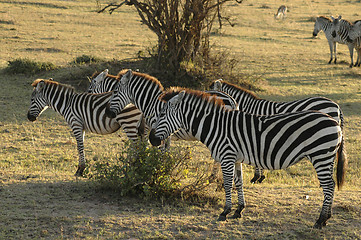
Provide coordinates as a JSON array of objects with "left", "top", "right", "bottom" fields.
[
  {"left": 330, "top": 15, "right": 342, "bottom": 38},
  {"left": 105, "top": 69, "right": 133, "bottom": 118},
  {"left": 27, "top": 80, "right": 49, "bottom": 122},
  {"left": 150, "top": 91, "right": 186, "bottom": 146},
  {"left": 87, "top": 69, "right": 109, "bottom": 93},
  {"left": 209, "top": 79, "right": 224, "bottom": 91},
  {"left": 313, "top": 17, "right": 324, "bottom": 37}
]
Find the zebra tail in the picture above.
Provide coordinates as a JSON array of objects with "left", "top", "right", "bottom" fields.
[{"left": 336, "top": 136, "right": 347, "bottom": 190}]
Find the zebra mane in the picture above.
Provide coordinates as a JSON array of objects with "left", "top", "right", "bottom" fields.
[
  {"left": 116, "top": 69, "right": 164, "bottom": 91},
  {"left": 318, "top": 16, "right": 332, "bottom": 22},
  {"left": 340, "top": 18, "right": 353, "bottom": 25},
  {"left": 216, "top": 80, "right": 260, "bottom": 100},
  {"left": 31, "top": 79, "right": 75, "bottom": 91},
  {"left": 161, "top": 87, "right": 227, "bottom": 110},
  {"left": 91, "top": 71, "right": 118, "bottom": 80}
]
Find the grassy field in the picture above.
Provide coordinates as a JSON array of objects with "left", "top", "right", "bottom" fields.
[{"left": 1, "top": 0, "right": 361, "bottom": 239}]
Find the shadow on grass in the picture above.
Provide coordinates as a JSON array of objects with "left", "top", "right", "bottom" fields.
[
  {"left": 1, "top": 178, "right": 361, "bottom": 239},
  {"left": 0, "top": 178, "right": 224, "bottom": 239}
]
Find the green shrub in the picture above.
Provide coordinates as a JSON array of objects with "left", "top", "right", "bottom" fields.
[
  {"left": 70, "top": 55, "right": 102, "bottom": 65},
  {"left": 5, "top": 58, "right": 57, "bottom": 75},
  {"left": 87, "top": 140, "right": 211, "bottom": 199}
]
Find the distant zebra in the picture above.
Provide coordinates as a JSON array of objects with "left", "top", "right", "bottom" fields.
[
  {"left": 328, "top": 16, "right": 357, "bottom": 67},
  {"left": 27, "top": 79, "right": 144, "bottom": 176},
  {"left": 352, "top": 20, "right": 361, "bottom": 67},
  {"left": 331, "top": 16, "right": 361, "bottom": 67},
  {"left": 88, "top": 69, "right": 149, "bottom": 138},
  {"left": 151, "top": 88, "right": 346, "bottom": 229},
  {"left": 274, "top": 5, "right": 287, "bottom": 19},
  {"left": 313, "top": 16, "right": 354, "bottom": 65},
  {"left": 210, "top": 79, "right": 344, "bottom": 183}
]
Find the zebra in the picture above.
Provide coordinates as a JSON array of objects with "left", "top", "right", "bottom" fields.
[
  {"left": 274, "top": 5, "right": 287, "bottom": 20},
  {"left": 88, "top": 69, "right": 149, "bottom": 137},
  {"left": 151, "top": 88, "right": 346, "bottom": 229},
  {"left": 92, "top": 69, "right": 238, "bottom": 145},
  {"left": 313, "top": 16, "right": 354, "bottom": 65},
  {"left": 328, "top": 16, "right": 357, "bottom": 67},
  {"left": 331, "top": 16, "right": 361, "bottom": 67},
  {"left": 27, "top": 78, "right": 145, "bottom": 176},
  {"left": 352, "top": 20, "right": 361, "bottom": 67},
  {"left": 210, "top": 79, "right": 344, "bottom": 184},
  {"left": 104, "top": 70, "right": 239, "bottom": 181},
  {"left": 105, "top": 69, "right": 239, "bottom": 141}
]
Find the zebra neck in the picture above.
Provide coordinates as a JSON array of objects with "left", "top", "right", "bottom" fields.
[
  {"left": 45, "top": 84, "right": 74, "bottom": 116},
  {"left": 321, "top": 22, "right": 331, "bottom": 32},
  {"left": 132, "top": 86, "right": 164, "bottom": 127},
  {"left": 184, "top": 104, "right": 226, "bottom": 145}
]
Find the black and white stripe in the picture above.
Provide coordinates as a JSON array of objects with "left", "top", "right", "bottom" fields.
[
  {"left": 332, "top": 16, "right": 361, "bottom": 67},
  {"left": 151, "top": 89, "right": 346, "bottom": 229},
  {"left": 313, "top": 16, "right": 354, "bottom": 65},
  {"left": 330, "top": 16, "right": 357, "bottom": 67},
  {"left": 27, "top": 79, "right": 144, "bottom": 176},
  {"left": 105, "top": 69, "right": 239, "bottom": 144},
  {"left": 88, "top": 69, "right": 149, "bottom": 140},
  {"left": 210, "top": 79, "right": 344, "bottom": 183}
]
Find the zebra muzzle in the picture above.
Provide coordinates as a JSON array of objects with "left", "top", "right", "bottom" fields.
[
  {"left": 149, "top": 129, "right": 162, "bottom": 146},
  {"left": 105, "top": 106, "right": 116, "bottom": 118},
  {"left": 27, "top": 112, "right": 37, "bottom": 122}
]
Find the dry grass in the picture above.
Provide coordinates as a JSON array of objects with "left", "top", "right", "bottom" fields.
[{"left": 1, "top": 0, "right": 361, "bottom": 239}]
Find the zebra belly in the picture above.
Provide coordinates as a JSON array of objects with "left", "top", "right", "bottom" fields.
[{"left": 83, "top": 118, "right": 121, "bottom": 135}]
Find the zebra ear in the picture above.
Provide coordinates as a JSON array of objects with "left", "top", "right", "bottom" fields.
[
  {"left": 169, "top": 90, "right": 185, "bottom": 106},
  {"left": 213, "top": 80, "right": 223, "bottom": 91},
  {"left": 36, "top": 80, "right": 45, "bottom": 91},
  {"left": 338, "top": 15, "right": 342, "bottom": 20},
  {"left": 331, "top": 16, "right": 335, "bottom": 21},
  {"left": 121, "top": 69, "right": 133, "bottom": 85},
  {"left": 95, "top": 69, "right": 108, "bottom": 82}
]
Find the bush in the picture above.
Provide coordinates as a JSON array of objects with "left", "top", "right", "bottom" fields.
[
  {"left": 87, "top": 140, "right": 211, "bottom": 199},
  {"left": 5, "top": 58, "right": 57, "bottom": 75},
  {"left": 70, "top": 55, "right": 102, "bottom": 65}
]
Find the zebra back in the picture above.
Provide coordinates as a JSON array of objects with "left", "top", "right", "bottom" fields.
[
  {"left": 209, "top": 79, "right": 343, "bottom": 128},
  {"left": 29, "top": 79, "right": 121, "bottom": 134},
  {"left": 331, "top": 16, "right": 354, "bottom": 43}
]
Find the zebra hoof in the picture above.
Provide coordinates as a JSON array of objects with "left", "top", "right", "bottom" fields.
[
  {"left": 250, "top": 176, "right": 259, "bottom": 184},
  {"left": 230, "top": 211, "right": 242, "bottom": 219},
  {"left": 257, "top": 175, "right": 266, "bottom": 183},
  {"left": 75, "top": 165, "right": 86, "bottom": 177},
  {"left": 313, "top": 220, "right": 327, "bottom": 229},
  {"left": 217, "top": 215, "right": 227, "bottom": 221}
]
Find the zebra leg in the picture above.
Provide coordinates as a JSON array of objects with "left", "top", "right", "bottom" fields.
[
  {"left": 250, "top": 167, "right": 261, "bottom": 183},
  {"left": 217, "top": 160, "right": 235, "bottom": 221},
  {"left": 208, "top": 162, "right": 219, "bottom": 183},
  {"left": 231, "top": 162, "right": 245, "bottom": 219},
  {"left": 333, "top": 42, "right": 337, "bottom": 64},
  {"left": 313, "top": 159, "right": 335, "bottom": 229},
  {"left": 355, "top": 48, "right": 361, "bottom": 67},
  {"left": 328, "top": 41, "right": 334, "bottom": 64},
  {"left": 136, "top": 114, "right": 146, "bottom": 140},
  {"left": 347, "top": 44, "right": 354, "bottom": 68},
  {"left": 250, "top": 167, "right": 266, "bottom": 184},
  {"left": 73, "top": 127, "right": 86, "bottom": 176}
]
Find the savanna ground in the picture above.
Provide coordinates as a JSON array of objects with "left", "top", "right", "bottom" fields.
[{"left": 1, "top": 0, "right": 361, "bottom": 239}]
